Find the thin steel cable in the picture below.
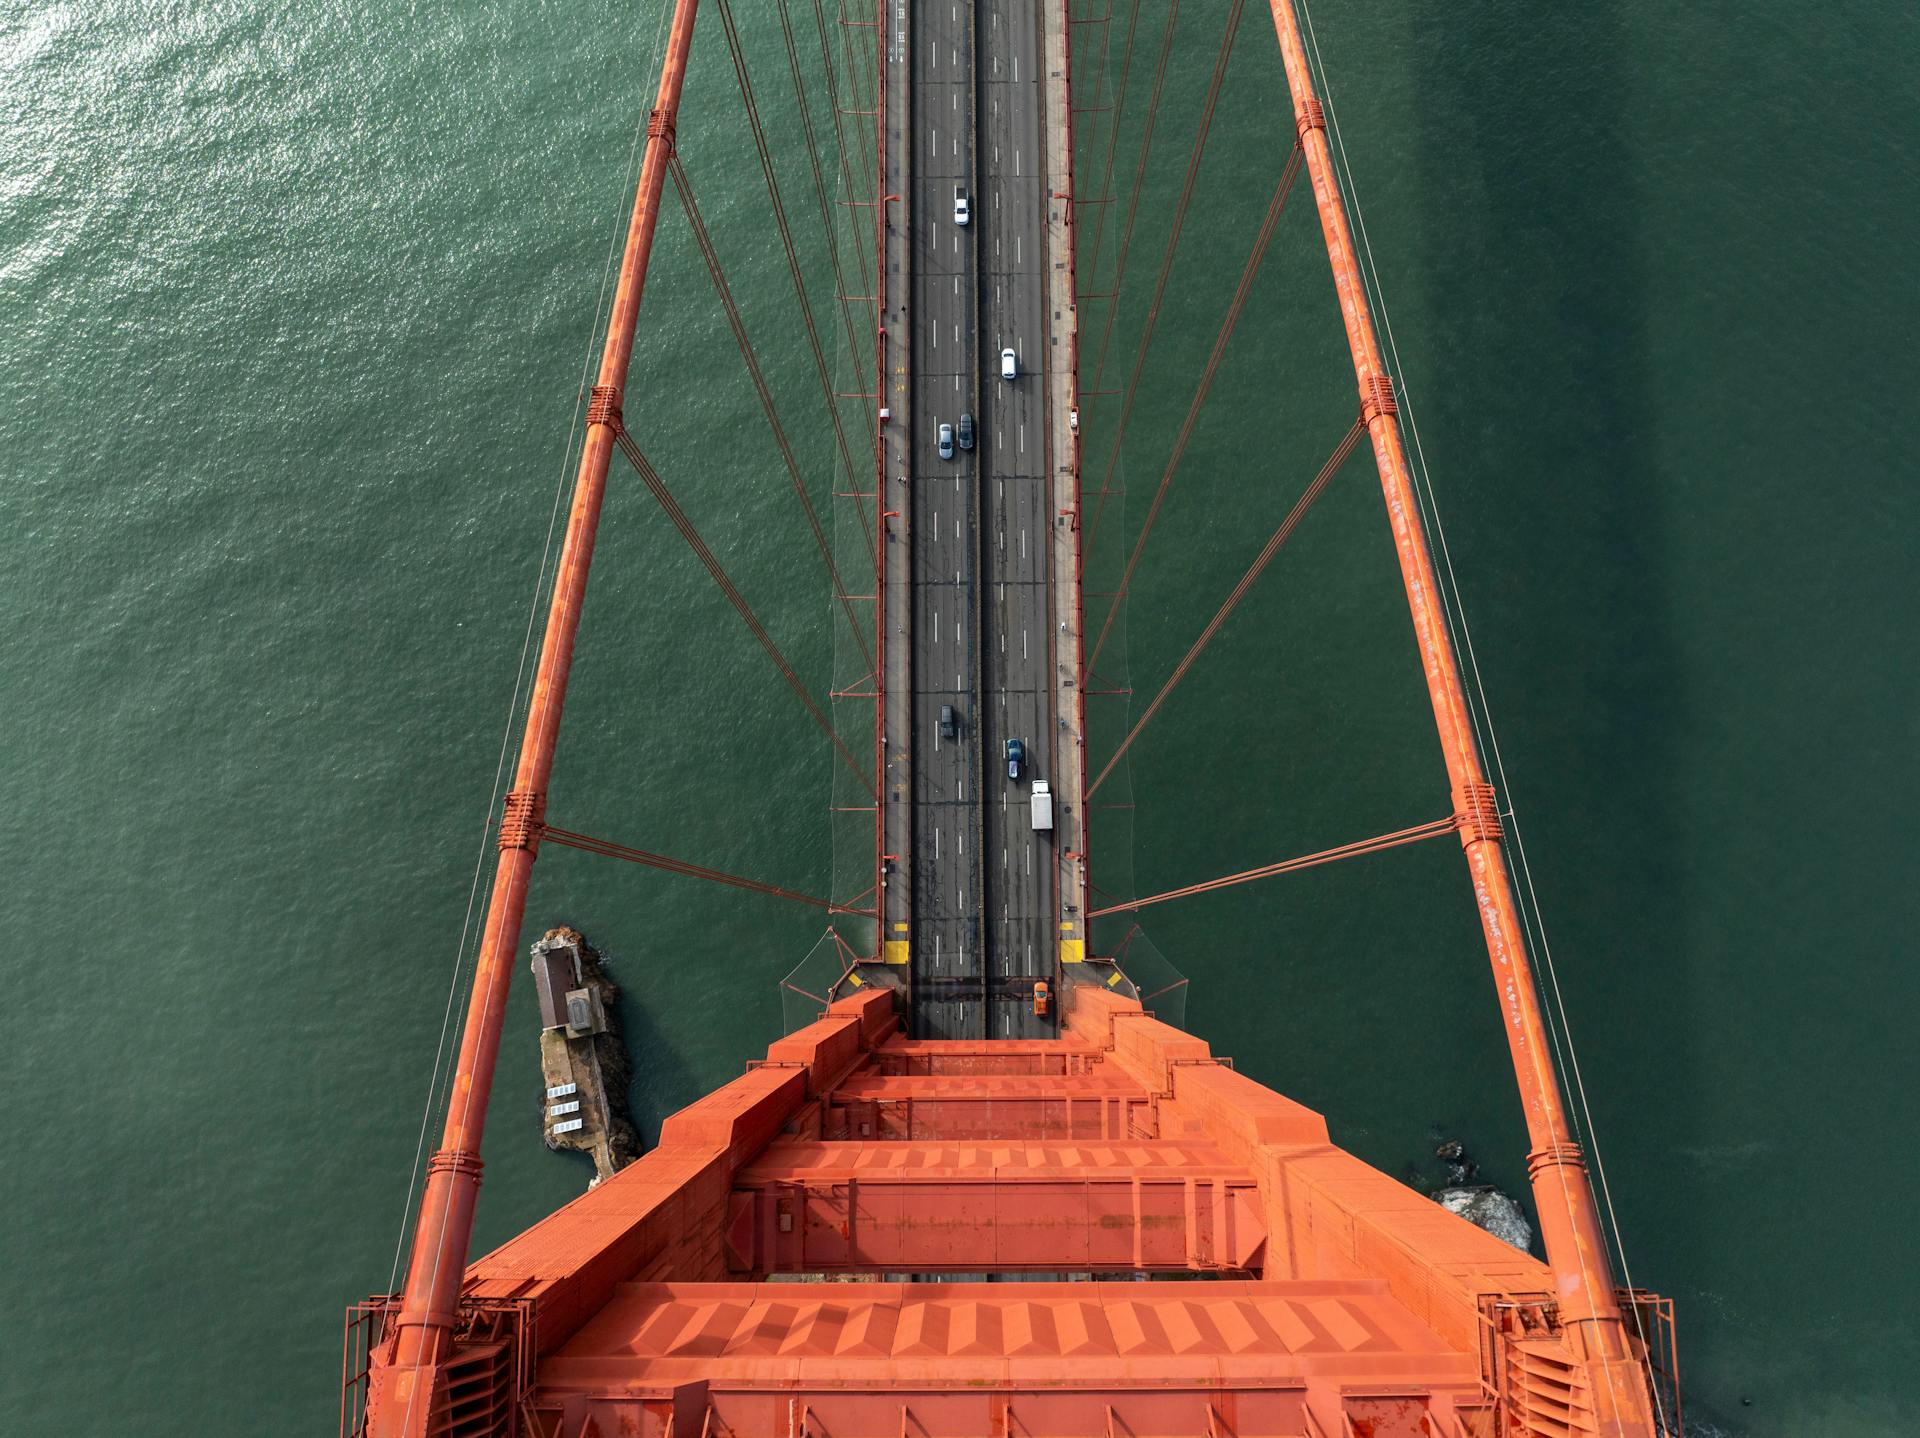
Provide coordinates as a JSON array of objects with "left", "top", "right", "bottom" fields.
[
  {"left": 670, "top": 156, "right": 876, "bottom": 677},
  {"left": 833, "top": 0, "right": 879, "bottom": 185},
  {"left": 542, "top": 825, "right": 870, "bottom": 913},
  {"left": 1091, "top": 816, "right": 1459, "bottom": 917},
  {"left": 1073, "top": 0, "right": 1118, "bottom": 186},
  {"left": 714, "top": 0, "right": 876, "bottom": 567},
  {"left": 1087, "top": 0, "right": 1181, "bottom": 398},
  {"left": 380, "top": 3, "right": 672, "bottom": 1305},
  {"left": 1087, "top": 149, "right": 1300, "bottom": 674},
  {"left": 615, "top": 432, "right": 875, "bottom": 793},
  {"left": 1297, "top": 0, "right": 1647, "bottom": 1341},
  {"left": 809, "top": 0, "right": 876, "bottom": 307},
  {"left": 1087, "top": 0, "right": 1246, "bottom": 554},
  {"left": 1089, "top": 422, "right": 1363, "bottom": 798},
  {"left": 775, "top": 0, "right": 876, "bottom": 406},
  {"left": 1082, "top": 0, "right": 1146, "bottom": 298}
]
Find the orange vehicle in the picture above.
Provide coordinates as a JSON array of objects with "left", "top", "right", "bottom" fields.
[{"left": 1032, "top": 980, "right": 1050, "bottom": 1017}]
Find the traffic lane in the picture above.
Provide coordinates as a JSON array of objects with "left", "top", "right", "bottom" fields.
[
  {"left": 907, "top": 0, "right": 984, "bottom": 1038},
  {"left": 980, "top": 0, "right": 1052, "bottom": 1034},
  {"left": 985, "top": 594, "right": 1051, "bottom": 928}
]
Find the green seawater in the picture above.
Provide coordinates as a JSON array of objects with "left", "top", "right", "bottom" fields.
[{"left": 1, "top": 2, "right": 1914, "bottom": 1433}]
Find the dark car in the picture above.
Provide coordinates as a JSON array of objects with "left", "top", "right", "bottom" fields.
[
  {"left": 1005, "top": 736, "right": 1025, "bottom": 779},
  {"left": 957, "top": 412, "right": 975, "bottom": 450},
  {"left": 939, "top": 704, "right": 958, "bottom": 741}
]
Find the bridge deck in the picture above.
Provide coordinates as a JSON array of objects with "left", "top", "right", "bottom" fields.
[{"left": 880, "top": 0, "right": 1079, "bottom": 1041}]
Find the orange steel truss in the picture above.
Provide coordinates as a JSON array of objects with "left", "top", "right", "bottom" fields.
[
  {"left": 354, "top": 2, "right": 1671, "bottom": 1434},
  {"left": 352, "top": 989, "right": 1672, "bottom": 1437}
]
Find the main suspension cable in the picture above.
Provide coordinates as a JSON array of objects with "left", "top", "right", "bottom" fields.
[
  {"left": 670, "top": 156, "right": 875, "bottom": 678},
  {"left": 1296, "top": 0, "right": 1647, "bottom": 1326},
  {"left": 382, "top": 0, "right": 679, "bottom": 1307},
  {"left": 1088, "top": 0, "right": 1246, "bottom": 553},
  {"left": 1090, "top": 816, "right": 1459, "bottom": 917},
  {"left": 1088, "top": 421, "right": 1363, "bottom": 798},
  {"left": 613, "top": 431, "right": 875, "bottom": 795},
  {"left": 543, "top": 824, "right": 872, "bottom": 915},
  {"left": 714, "top": 0, "right": 875, "bottom": 566},
  {"left": 1086, "top": 147, "right": 1301, "bottom": 673}
]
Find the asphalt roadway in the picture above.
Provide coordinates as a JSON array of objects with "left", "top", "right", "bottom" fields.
[{"left": 908, "top": 0, "right": 1056, "bottom": 1040}]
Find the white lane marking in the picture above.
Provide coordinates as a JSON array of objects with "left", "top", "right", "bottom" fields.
[
  {"left": 1019, "top": 421, "right": 1025, "bottom": 453},
  {"left": 1021, "top": 528, "right": 1027, "bottom": 559},
  {"left": 1016, "top": 149, "right": 1022, "bottom": 177},
  {"left": 958, "top": 830, "right": 965, "bottom": 855},
  {"left": 935, "top": 828, "right": 941, "bottom": 858},
  {"left": 930, "top": 39, "right": 936, "bottom": 71},
  {"left": 1014, "top": 54, "right": 1020, "bottom": 83},
  {"left": 954, "top": 517, "right": 960, "bottom": 539},
  {"left": 1023, "top": 629, "right": 1028, "bottom": 660},
  {"left": 955, "top": 619, "right": 960, "bottom": 643}
]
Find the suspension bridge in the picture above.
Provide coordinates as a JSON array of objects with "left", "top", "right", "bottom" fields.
[{"left": 347, "top": 3, "right": 1677, "bottom": 1436}]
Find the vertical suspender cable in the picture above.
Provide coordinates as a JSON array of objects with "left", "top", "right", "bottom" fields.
[
  {"left": 671, "top": 157, "right": 876, "bottom": 678},
  {"left": 1088, "top": 421, "right": 1361, "bottom": 798},
  {"left": 1081, "top": 0, "right": 1145, "bottom": 302},
  {"left": 1085, "top": 146, "right": 1299, "bottom": 678},
  {"left": 1087, "top": 0, "right": 1245, "bottom": 554},
  {"left": 776, "top": 0, "right": 878, "bottom": 413},
  {"left": 1086, "top": 0, "right": 1180, "bottom": 403},
  {"left": 715, "top": 0, "right": 876, "bottom": 568}
]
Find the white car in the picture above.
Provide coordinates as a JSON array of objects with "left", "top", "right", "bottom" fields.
[
  {"left": 954, "top": 188, "right": 970, "bottom": 226},
  {"left": 1000, "top": 347, "right": 1017, "bottom": 381}
]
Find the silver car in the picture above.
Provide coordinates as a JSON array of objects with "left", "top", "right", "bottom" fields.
[{"left": 938, "top": 422, "right": 954, "bottom": 460}]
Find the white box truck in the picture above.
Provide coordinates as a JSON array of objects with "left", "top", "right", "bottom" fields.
[{"left": 1030, "top": 780, "right": 1054, "bottom": 832}]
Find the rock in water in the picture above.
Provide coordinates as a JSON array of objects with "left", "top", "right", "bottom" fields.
[{"left": 1434, "top": 1185, "right": 1534, "bottom": 1253}]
